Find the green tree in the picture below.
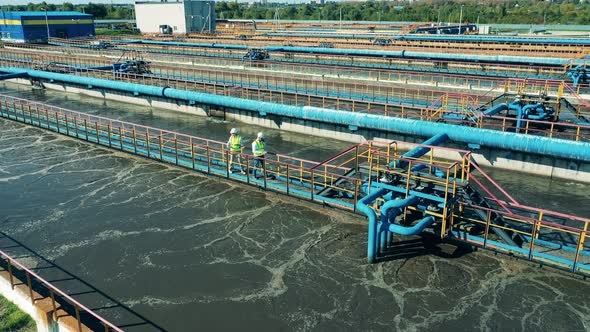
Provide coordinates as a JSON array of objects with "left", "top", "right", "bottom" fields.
[
  {"left": 84, "top": 3, "right": 107, "bottom": 19},
  {"left": 62, "top": 2, "right": 74, "bottom": 12}
]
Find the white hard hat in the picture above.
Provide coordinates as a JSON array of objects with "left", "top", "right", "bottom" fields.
[
  {"left": 230, "top": 128, "right": 238, "bottom": 134},
  {"left": 257, "top": 132, "right": 264, "bottom": 139}
]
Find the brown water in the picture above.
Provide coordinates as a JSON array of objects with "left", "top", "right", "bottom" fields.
[{"left": 1, "top": 82, "right": 589, "bottom": 331}]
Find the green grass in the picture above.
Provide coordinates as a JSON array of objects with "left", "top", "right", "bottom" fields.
[
  {"left": 0, "top": 295, "right": 36, "bottom": 332},
  {"left": 95, "top": 28, "right": 141, "bottom": 36}
]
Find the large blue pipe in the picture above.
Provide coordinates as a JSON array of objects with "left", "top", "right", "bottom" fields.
[
  {"left": 0, "top": 72, "right": 29, "bottom": 80},
  {"left": 2, "top": 68, "right": 589, "bottom": 162},
  {"left": 357, "top": 188, "right": 389, "bottom": 263}
]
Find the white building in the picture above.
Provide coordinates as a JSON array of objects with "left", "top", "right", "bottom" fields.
[{"left": 134, "top": 0, "right": 216, "bottom": 34}]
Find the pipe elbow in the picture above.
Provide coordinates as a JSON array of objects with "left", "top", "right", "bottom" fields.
[{"left": 388, "top": 216, "right": 435, "bottom": 236}]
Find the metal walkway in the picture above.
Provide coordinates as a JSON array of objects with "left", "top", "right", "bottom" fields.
[{"left": 2, "top": 94, "right": 589, "bottom": 277}]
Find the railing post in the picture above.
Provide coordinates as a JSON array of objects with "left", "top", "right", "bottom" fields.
[
  {"left": 226, "top": 150, "right": 230, "bottom": 177},
  {"left": 405, "top": 160, "right": 412, "bottom": 196},
  {"left": 483, "top": 209, "right": 492, "bottom": 248},
  {"left": 7, "top": 260, "right": 14, "bottom": 289},
  {"left": 74, "top": 304, "right": 82, "bottom": 332},
  {"left": 26, "top": 272, "right": 34, "bottom": 304},
  {"left": 174, "top": 138, "right": 179, "bottom": 165},
  {"left": 353, "top": 179, "right": 359, "bottom": 214},
  {"left": 145, "top": 132, "right": 151, "bottom": 158},
  {"left": 310, "top": 169, "right": 315, "bottom": 201},
  {"left": 64, "top": 114, "right": 70, "bottom": 136},
  {"left": 107, "top": 124, "right": 112, "bottom": 148},
  {"left": 159, "top": 135, "right": 163, "bottom": 161},
  {"left": 263, "top": 158, "right": 268, "bottom": 190},
  {"left": 55, "top": 111, "right": 60, "bottom": 133},
  {"left": 49, "top": 289, "right": 57, "bottom": 322},
  {"left": 116, "top": 126, "right": 123, "bottom": 149},
  {"left": 573, "top": 223, "right": 588, "bottom": 273},
  {"left": 73, "top": 116, "right": 80, "bottom": 138},
  {"left": 245, "top": 155, "right": 250, "bottom": 185},
  {"left": 286, "top": 163, "right": 290, "bottom": 195},
  {"left": 529, "top": 219, "right": 539, "bottom": 260},
  {"left": 132, "top": 129, "right": 137, "bottom": 154}
]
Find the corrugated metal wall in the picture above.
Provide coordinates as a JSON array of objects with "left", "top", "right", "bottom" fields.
[{"left": 0, "top": 12, "right": 95, "bottom": 43}]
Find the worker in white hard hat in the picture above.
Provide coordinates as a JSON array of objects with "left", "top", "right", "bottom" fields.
[
  {"left": 251, "top": 132, "right": 267, "bottom": 178},
  {"left": 226, "top": 128, "right": 245, "bottom": 174}
]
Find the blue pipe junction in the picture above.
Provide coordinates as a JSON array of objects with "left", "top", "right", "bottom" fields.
[
  {"left": 358, "top": 134, "right": 451, "bottom": 262},
  {"left": 2, "top": 67, "right": 589, "bottom": 162}
]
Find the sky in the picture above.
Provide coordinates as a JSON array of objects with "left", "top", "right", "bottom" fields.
[{"left": 9, "top": 0, "right": 134, "bottom": 5}]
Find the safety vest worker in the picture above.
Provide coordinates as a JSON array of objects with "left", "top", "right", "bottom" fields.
[
  {"left": 253, "top": 140, "right": 265, "bottom": 157},
  {"left": 252, "top": 133, "right": 266, "bottom": 157},
  {"left": 227, "top": 128, "right": 243, "bottom": 153},
  {"left": 229, "top": 135, "right": 243, "bottom": 152}
]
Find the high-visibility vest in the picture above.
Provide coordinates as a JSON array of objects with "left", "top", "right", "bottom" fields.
[
  {"left": 253, "top": 140, "right": 265, "bottom": 157},
  {"left": 229, "top": 135, "right": 242, "bottom": 152}
]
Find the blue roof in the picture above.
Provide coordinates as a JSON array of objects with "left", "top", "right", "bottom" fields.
[{"left": 4, "top": 11, "right": 92, "bottom": 18}]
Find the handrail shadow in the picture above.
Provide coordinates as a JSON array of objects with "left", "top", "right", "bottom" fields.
[{"left": 0, "top": 231, "right": 167, "bottom": 332}]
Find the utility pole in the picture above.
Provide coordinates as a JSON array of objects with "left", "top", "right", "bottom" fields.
[
  {"left": 339, "top": 7, "right": 342, "bottom": 30},
  {"left": 43, "top": 8, "right": 50, "bottom": 41},
  {"left": 273, "top": 6, "right": 281, "bottom": 31},
  {"left": 458, "top": 4, "right": 463, "bottom": 35}
]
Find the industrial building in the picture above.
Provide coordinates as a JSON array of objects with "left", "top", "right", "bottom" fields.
[
  {"left": 134, "top": 0, "right": 216, "bottom": 34},
  {"left": 0, "top": 11, "right": 94, "bottom": 43}
]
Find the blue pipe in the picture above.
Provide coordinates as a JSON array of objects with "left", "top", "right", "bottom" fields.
[
  {"left": 483, "top": 103, "right": 508, "bottom": 116},
  {"left": 517, "top": 102, "right": 544, "bottom": 131},
  {"left": 88, "top": 63, "right": 124, "bottom": 71},
  {"left": 381, "top": 196, "right": 419, "bottom": 222},
  {"left": 523, "top": 104, "right": 548, "bottom": 121},
  {"left": 3, "top": 68, "right": 589, "bottom": 162},
  {"left": 0, "top": 68, "right": 167, "bottom": 97},
  {"left": 389, "top": 216, "right": 436, "bottom": 236},
  {"left": 270, "top": 46, "right": 569, "bottom": 66},
  {"left": 356, "top": 188, "right": 389, "bottom": 263},
  {"left": 132, "top": 40, "right": 249, "bottom": 50},
  {"left": 0, "top": 72, "right": 29, "bottom": 80},
  {"left": 263, "top": 33, "right": 590, "bottom": 46},
  {"left": 393, "top": 133, "right": 448, "bottom": 169}
]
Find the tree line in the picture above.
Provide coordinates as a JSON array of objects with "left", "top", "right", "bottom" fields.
[
  {"left": 6, "top": 2, "right": 132, "bottom": 20},
  {"left": 5, "top": 1, "right": 590, "bottom": 25},
  {"left": 219, "top": 0, "right": 590, "bottom": 25}
]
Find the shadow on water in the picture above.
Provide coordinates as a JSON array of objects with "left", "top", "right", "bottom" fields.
[
  {"left": 0, "top": 232, "right": 167, "bottom": 332},
  {"left": 376, "top": 233, "right": 475, "bottom": 263}
]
